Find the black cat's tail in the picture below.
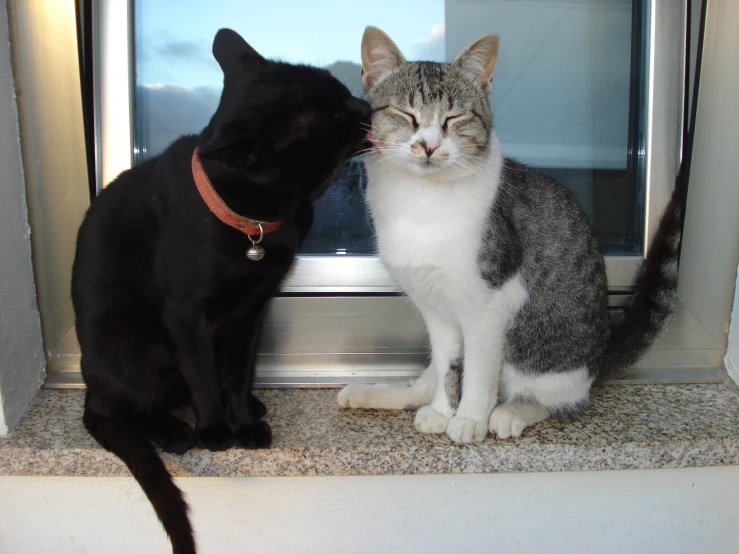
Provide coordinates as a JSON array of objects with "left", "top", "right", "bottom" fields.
[
  {"left": 593, "top": 167, "right": 685, "bottom": 383},
  {"left": 83, "top": 401, "right": 196, "bottom": 554}
]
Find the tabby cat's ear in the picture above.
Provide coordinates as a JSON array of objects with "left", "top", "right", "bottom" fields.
[
  {"left": 361, "top": 26, "right": 406, "bottom": 88},
  {"left": 453, "top": 34, "right": 500, "bottom": 92},
  {"left": 212, "top": 28, "right": 264, "bottom": 75}
]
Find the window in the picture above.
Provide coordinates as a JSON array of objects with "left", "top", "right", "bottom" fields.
[
  {"left": 133, "top": 0, "right": 647, "bottom": 257},
  {"left": 86, "top": 0, "right": 684, "bottom": 386}
]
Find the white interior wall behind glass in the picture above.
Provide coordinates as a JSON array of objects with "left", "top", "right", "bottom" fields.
[{"left": 446, "top": 0, "right": 632, "bottom": 170}]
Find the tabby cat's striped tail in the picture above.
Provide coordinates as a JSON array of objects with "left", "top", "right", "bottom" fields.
[{"left": 594, "top": 167, "right": 685, "bottom": 382}]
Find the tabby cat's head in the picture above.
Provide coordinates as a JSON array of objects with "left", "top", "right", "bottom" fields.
[{"left": 361, "top": 26, "right": 499, "bottom": 176}]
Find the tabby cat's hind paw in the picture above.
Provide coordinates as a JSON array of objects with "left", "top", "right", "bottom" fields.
[
  {"left": 337, "top": 384, "right": 372, "bottom": 408},
  {"left": 489, "top": 403, "right": 550, "bottom": 439}
]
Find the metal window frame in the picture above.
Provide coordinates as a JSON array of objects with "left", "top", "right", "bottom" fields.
[{"left": 43, "top": 0, "right": 711, "bottom": 388}]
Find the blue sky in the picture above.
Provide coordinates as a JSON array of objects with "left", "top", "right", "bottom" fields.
[
  {"left": 134, "top": 0, "right": 634, "bottom": 173},
  {"left": 136, "top": 0, "right": 445, "bottom": 89}
]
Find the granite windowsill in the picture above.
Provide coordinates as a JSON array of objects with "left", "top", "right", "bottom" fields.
[{"left": 1, "top": 384, "right": 738, "bottom": 477}]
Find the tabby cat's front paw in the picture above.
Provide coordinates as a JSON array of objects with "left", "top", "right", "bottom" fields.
[
  {"left": 447, "top": 416, "right": 488, "bottom": 444},
  {"left": 233, "top": 421, "right": 272, "bottom": 449},
  {"left": 196, "top": 423, "right": 234, "bottom": 451},
  {"left": 414, "top": 406, "right": 450, "bottom": 434}
]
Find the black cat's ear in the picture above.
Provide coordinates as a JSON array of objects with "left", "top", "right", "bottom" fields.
[{"left": 212, "top": 28, "right": 264, "bottom": 75}]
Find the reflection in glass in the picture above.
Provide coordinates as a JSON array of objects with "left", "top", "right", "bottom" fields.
[{"left": 134, "top": 0, "right": 644, "bottom": 255}]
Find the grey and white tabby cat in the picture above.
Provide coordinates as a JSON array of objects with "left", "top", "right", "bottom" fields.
[{"left": 338, "top": 27, "right": 682, "bottom": 443}]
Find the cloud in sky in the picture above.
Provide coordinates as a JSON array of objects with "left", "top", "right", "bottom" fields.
[
  {"left": 425, "top": 23, "right": 445, "bottom": 42},
  {"left": 137, "top": 37, "right": 221, "bottom": 87},
  {"left": 410, "top": 23, "right": 445, "bottom": 61},
  {"left": 135, "top": 84, "right": 220, "bottom": 158},
  {"left": 156, "top": 39, "right": 210, "bottom": 63}
]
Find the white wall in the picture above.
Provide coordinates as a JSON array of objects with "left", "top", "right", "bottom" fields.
[
  {"left": 446, "top": 0, "right": 632, "bottom": 169},
  {"left": 1, "top": 468, "right": 738, "bottom": 554}
]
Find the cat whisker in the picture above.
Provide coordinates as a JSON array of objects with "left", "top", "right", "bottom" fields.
[{"left": 453, "top": 155, "right": 517, "bottom": 200}]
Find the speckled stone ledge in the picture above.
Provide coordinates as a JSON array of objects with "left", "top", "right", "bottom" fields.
[{"left": 1, "top": 385, "right": 738, "bottom": 477}]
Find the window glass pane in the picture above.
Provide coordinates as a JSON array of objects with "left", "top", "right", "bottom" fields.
[{"left": 134, "top": 0, "right": 645, "bottom": 256}]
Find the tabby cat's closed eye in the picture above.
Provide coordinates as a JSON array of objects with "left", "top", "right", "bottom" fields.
[
  {"left": 390, "top": 107, "right": 419, "bottom": 129},
  {"left": 441, "top": 114, "right": 464, "bottom": 131}
]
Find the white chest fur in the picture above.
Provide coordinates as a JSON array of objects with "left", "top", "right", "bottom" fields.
[
  {"left": 365, "top": 145, "right": 502, "bottom": 274},
  {"left": 364, "top": 143, "right": 504, "bottom": 318}
]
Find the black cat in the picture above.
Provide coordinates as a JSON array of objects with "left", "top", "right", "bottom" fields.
[{"left": 71, "top": 29, "right": 370, "bottom": 554}]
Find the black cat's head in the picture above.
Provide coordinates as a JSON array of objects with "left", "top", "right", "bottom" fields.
[{"left": 198, "top": 29, "right": 370, "bottom": 203}]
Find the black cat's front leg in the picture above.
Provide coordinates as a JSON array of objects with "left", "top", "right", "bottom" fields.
[
  {"left": 165, "top": 311, "right": 234, "bottom": 451},
  {"left": 220, "top": 309, "right": 272, "bottom": 449},
  {"left": 249, "top": 395, "right": 267, "bottom": 419}
]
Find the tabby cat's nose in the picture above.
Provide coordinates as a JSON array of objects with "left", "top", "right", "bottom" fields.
[{"left": 420, "top": 140, "right": 437, "bottom": 158}]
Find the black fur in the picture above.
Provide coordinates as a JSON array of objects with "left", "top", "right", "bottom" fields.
[{"left": 71, "top": 29, "right": 369, "bottom": 554}]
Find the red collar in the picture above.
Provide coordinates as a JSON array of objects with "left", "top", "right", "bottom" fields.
[{"left": 191, "top": 147, "right": 284, "bottom": 236}]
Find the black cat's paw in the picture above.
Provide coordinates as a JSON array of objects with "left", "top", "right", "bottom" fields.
[
  {"left": 196, "top": 423, "right": 234, "bottom": 451},
  {"left": 153, "top": 421, "right": 196, "bottom": 455},
  {"left": 233, "top": 421, "right": 272, "bottom": 449},
  {"left": 249, "top": 395, "right": 267, "bottom": 419}
]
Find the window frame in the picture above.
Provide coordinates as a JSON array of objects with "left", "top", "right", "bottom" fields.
[{"left": 40, "top": 0, "right": 707, "bottom": 388}]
